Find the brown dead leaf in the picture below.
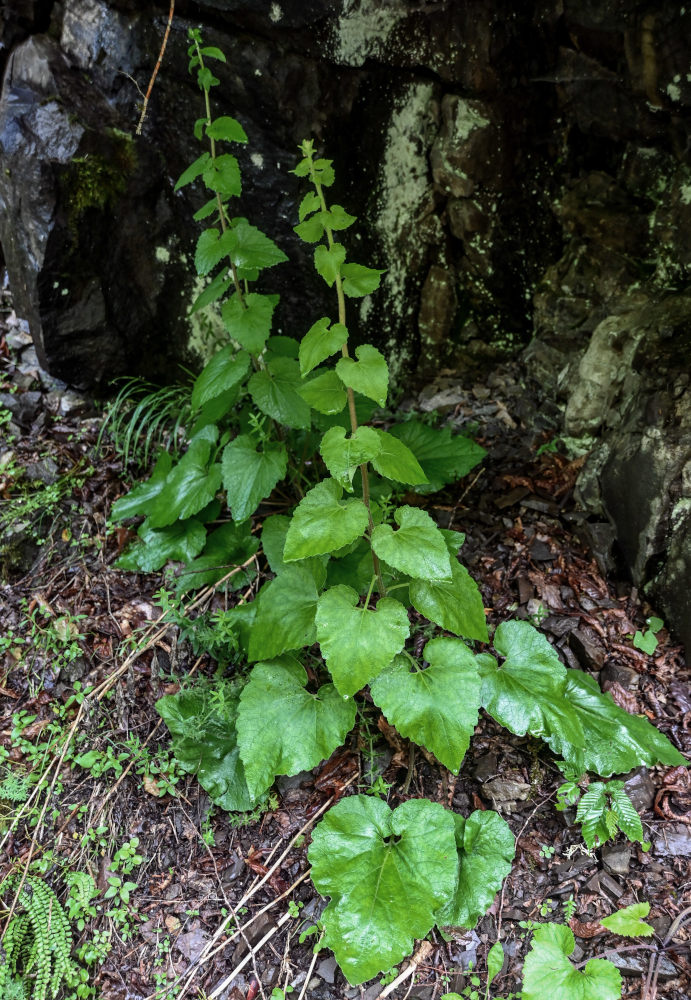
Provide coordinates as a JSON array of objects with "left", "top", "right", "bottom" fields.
[
  {"left": 570, "top": 918, "right": 605, "bottom": 939},
  {"left": 142, "top": 774, "right": 165, "bottom": 797},
  {"left": 165, "top": 915, "right": 181, "bottom": 933}
]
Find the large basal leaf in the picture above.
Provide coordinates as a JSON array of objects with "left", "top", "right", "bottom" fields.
[
  {"left": 319, "top": 425, "right": 381, "bottom": 490},
  {"left": 315, "top": 585, "right": 409, "bottom": 696},
  {"left": 435, "top": 810, "right": 515, "bottom": 928},
  {"left": 370, "top": 637, "right": 481, "bottom": 772},
  {"left": 309, "top": 796, "right": 458, "bottom": 985},
  {"left": 478, "top": 621, "right": 584, "bottom": 755},
  {"left": 156, "top": 685, "right": 258, "bottom": 812},
  {"left": 175, "top": 520, "right": 258, "bottom": 594},
  {"left": 335, "top": 345, "right": 389, "bottom": 408},
  {"left": 248, "top": 356, "right": 311, "bottom": 429},
  {"left": 389, "top": 420, "right": 486, "bottom": 493},
  {"left": 236, "top": 656, "right": 356, "bottom": 800},
  {"left": 221, "top": 292, "right": 278, "bottom": 354},
  {"left": 221, "top": 435, "right": 287, "bottom": 522},
  {"left": 191, "top": 347, "right": 250, "bottom": 411},
  {"left": 115, "top": 517, "right": 206, "bottom": 573},
  {"left": 148, "top": 440, "right": 222, "bottom": 528},
  {"left": 410, "top": 559, "right": 488, "bottom": 642},
  {"left": 111, "top": 452, "right": 173, "bottom": 522},
  {"left": 298, "top": 369, "right": 347, "bottom": 415},
  {"left": 522, "top": 923, "right": 622, "bottom": 1000},
  {"left": 370, "top": 429, "right": 428, "bottom": 486},
  {"left": 559, "top": 669, "right": 686, "bottom": 775},
  {"left": 372, "top": 506, "right": 452, "bottom": 581},
  {"left": 283, "top": 479, "right": 369, "bottom": 561},
  {"left": 248, "top": 564, "right": 321, "bottom": 661},
  {"left": 299, "top": 318, "right": 348, "bottom": 375}
]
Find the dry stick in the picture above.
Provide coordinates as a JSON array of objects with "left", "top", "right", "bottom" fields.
[
  {"left": 296, "top": 931, "right": 324, "bottom": 1000},
  {"left": 375, "top": 941, "right": 434, "bottom": 1000},
  {"left": 643, "top": 902, "right": 691, "bottom": 1000},
  {"left": 175, "top": 774, "right": 358, "bottom": 998},
  {"left": 136, "top": 0, "right": 175, "bottom": 135},
  {"left": 207, "top": 910, "right": 293, "bottom": 999}
]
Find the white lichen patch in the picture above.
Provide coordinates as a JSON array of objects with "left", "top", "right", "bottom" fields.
[
  {"left": 250, "top": 152, "right": 265, "bottom": 170},
  {"left": 269, "top": 3, "right": 283, "bottom": 22},
  {"left": 451, "top": 98, "right": 489, "bottom": 141},
  {"left": 371, "top": 82, "right": 435, "bottom": 379},
  {"left": 667, "top": 81, "right": 682, "bottom": 102},
  {"left": 187, "top": 276, "right": 227, "bottom": 362},
  {"left": 155, "top": 246, "right": 171, "bottom": 264},
  {"left": 680, "top": 184, "right": 691, "bottom": 205},
  {"left": 331, "top": 0, "right": 409, "bottom": 67}
]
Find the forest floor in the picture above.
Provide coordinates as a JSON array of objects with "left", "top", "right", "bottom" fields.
[{"left": 1, "top": 291, "right": 690, "bottom": 1000}]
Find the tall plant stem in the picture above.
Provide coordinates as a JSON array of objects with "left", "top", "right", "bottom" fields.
[{"left": 311, "top": 167, "right": 386, "bottom": 596}]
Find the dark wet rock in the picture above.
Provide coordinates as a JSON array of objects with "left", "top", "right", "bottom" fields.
[
  {"left": 316, "top": 956, "right": 338, "bottom": 985},
  {"left": 24, "top": 456, "right": 59, "bottom": 484},
  {"left": 623, "top": 767, "right": 655, "bottom": 813},
  {"left": 601, "top": 843, "right": 632, "bottom": 876},
  {"left": 0, "top": 389, "right": 41, "bottom": 427},
  {"left": 609, "top": 951, "right": 678, "bottom": 981},
  {"left": 601, "top": 662, "right": 640, "bottom": 692},
  {"left": 569, "top": 629, "right": 606, "bottom": 671},
  {"left": 654, "top": 824, "right": 691, "bottom": 857}
]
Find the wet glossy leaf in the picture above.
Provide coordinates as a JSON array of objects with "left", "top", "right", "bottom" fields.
[
  {"left": 436, "top": 811, "right": 515, "bottom": 928},
  {"left": 237, "top": 656, "right": 356, "bottom": 799},
  {"left": 309, "top": 796, "right": 458, "bottom": 984},
  {"left": 372, "top": 506, "right": 451, "bottom": 580},
  {"left": 248, "top": 357, "right": 311, "bottom": 429},
  {"left": 410, "top": 560, "right": 488, "bottom": 642},
  {"left": 283, "top": 479, "right": 369, "bottom": 561},
  {"left": 370, "top": 429, "right": 428, "bottom": 486},
  {"left": 370, "top": 638, "right": 481, "bottom": 772},
  {"left": 315, "top": 585, "right": 409, "bottom": 696},
  {"left": 191, "top": 347, "right": 250, "bottom": 410},
  {"left": 148, "top": 440, "right": 222, "bottom": 528},
  {"left": 111, "top": 452, "right": 173, "bottom": 521}
]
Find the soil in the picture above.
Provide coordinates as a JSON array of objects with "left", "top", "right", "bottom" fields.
[{"left": 1, "top": 294, "right": 689, "bottom": 1000}]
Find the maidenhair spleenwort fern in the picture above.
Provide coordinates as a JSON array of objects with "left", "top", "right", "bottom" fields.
[{"left": 0, "top": 876, "right": 73, "bottom": 1000}]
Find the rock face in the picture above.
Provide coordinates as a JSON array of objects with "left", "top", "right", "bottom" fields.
[{"left": 1, "top": 2, "right": 691, "bottom": 643}]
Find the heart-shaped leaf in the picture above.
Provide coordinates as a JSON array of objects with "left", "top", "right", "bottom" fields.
[
  {"left": 522, "top": 924, "right": 622, "bottom": 1000},
  {"left": 284, "top": 480, "right": 369, "bottom": 561},
  {"left": 436, "top": 810, "right": 515, "bottom": 928},
  {"left": 410, "top": 560, "right": 488, "bottom": 641},
  {"left": 478, "top": 621, "right": 584, "bottom": 755},
  {"left": 221, "top": 436, "right": 287, "bottom": 522},
  {"left": 309, "top": 796, "right": 458, "bottom": 984},
  {"left": 236, "top": 656, "right": 356, "bottom": 799},
  {"left": 221, "top": 292, "right": 278, "bottom": 354},
  {"left": 336, "top": 345, "right": 389, "bottom": 408},
  {"left": 248, "top": 356, "right": 311, "bottom": 429},
  {"left": 299, "top": 318, "right": 348, "bottom": 375},
  {"left": 600, "top": 902, "right": 654, "bottom": 938},
  {"left": 370, "top": 637, "right": 481, "bottom": 772},
  {"left": 372, "top": 506, "right": 452, "bottom": 581},
  {"left": 315, "top": 585, "right": 409, "bottom": 696},
  {"left": 320, "top": 426, "right": 381, "bottom": 490}
]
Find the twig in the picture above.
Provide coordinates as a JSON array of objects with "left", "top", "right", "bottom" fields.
[
  {"left": 207, "top": 910, "right": 292, "bottom": 999},
  {"left": 136, "top": 1, "right": 175, "bottom": 135},
  {"left": 375, "top": 941, "right": 434, "bottom": 999},
  {"left": 296, "top": 931, "right": 324, "bottom": 1000}
]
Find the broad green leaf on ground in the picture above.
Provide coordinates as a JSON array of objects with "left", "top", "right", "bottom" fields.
[
  {"left": 436, "top": 810, "right": 515, "bottom": 928},
  {"left": 341, "top": 262, "right": 385, "bottom": 297},
  {"left": 283, "top": 479, "right": 369, "bottom": 561},
  {"left": 148, "top": 441, "right": 222, "bottom": 528},
  {"left": 559, "top": 669, "right": 686, "bottom": 775},
  {"left": 370, "top": 638, "right": 481, "bottom": 772},
  {"left": 156, "top": 685, "right": 258, "bottom": 811},
  {"left": 115, "top": 518, "right": 206, "bottom": 573},
  {"left": 522, "top": 923, "right": 622, "bottom": 1000},
  {"left": 191, "top": 347, "right": 250, "bottom": 411},
  {"left": 236, "top": 656, "right": 356, "bottom": 799},
  {"left": 336, "top": 345, "right": 389, "bottom": 408},
  {"left": 389, "top": 420, "right": 486, "bottom": 493},
  {"left": 111, "top": 452, "right": 173, "bottom": 522},
  {"left": 221, "top": 292, "right": 278, "bottom": 353},
  {"left": 600, "top": 903, "right": 654, "bottom": 938},
  {"left": 175, "top": 152, "right": 211, "bottom": 191},
  {"left": 442, "top": 529, "right": 466, "bottom": 556},
  {"left": 410, "top": 560, "right": 488, "bottom": 642},
  {"left": 299, "top": 318, "right": 348, "bottom": 375},
  {"left": 221, "top": 435, "right": 287, "bottom": 521},
  {"left": 206, "top": 115, "right": 247, "bottom": 143},
  {"left": 248, "top": 565, "right": 321, "bottom": 661},
  {"left": 225, "top": 218, "right": 288, "bottom": 273},
  {"left": 309, "top": 796, "right": 458, "bottom": 985},
  {"left": 298, "top": 370, "right": 347, "bottom": 415},
  {"left": 320, "top": 426, "right": 381, "bottom": 490},
  {"left": 248, "top": 356, "right": 311, "bottom": 429},
  {"left": 314, "top": 242, "right": 346, "bottom": 286},
  {"left": 203, "top": 153, "right": 241, "bottom": 198},
  {"left": 372, "top": 506, "right": 451, "bottom": 581},
  {"left": 478, "top": 620, "right": 584, "bottom": 755},
  {"left": 370, "top": 429, "right": 428, "bottom": 486},
  {"left": 176, "top": 520, "right": 258, "bottom": 594},
  {"left": 315, "top": 585, "right": 409, "bottom": 696}
]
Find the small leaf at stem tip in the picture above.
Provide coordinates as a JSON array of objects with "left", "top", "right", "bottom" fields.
[{"left": 336, "top": 344, "right": 389, "bottom": 408}]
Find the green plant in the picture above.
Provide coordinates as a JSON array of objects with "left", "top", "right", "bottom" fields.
[
  {"left": 0, "top": 876, "right": 73, "bottom": 1000},
  {"left": 98, "top": 376, "right": 192, "bottom": 469},
  {"left": 632, "top": 615, "right": 664, "bottom": 655},
  {"left": 556, "top": 764, "right": 650, "bottom": 850},
  {"left": 538, "top": 843, "right": 555, "bottom": 860}
]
